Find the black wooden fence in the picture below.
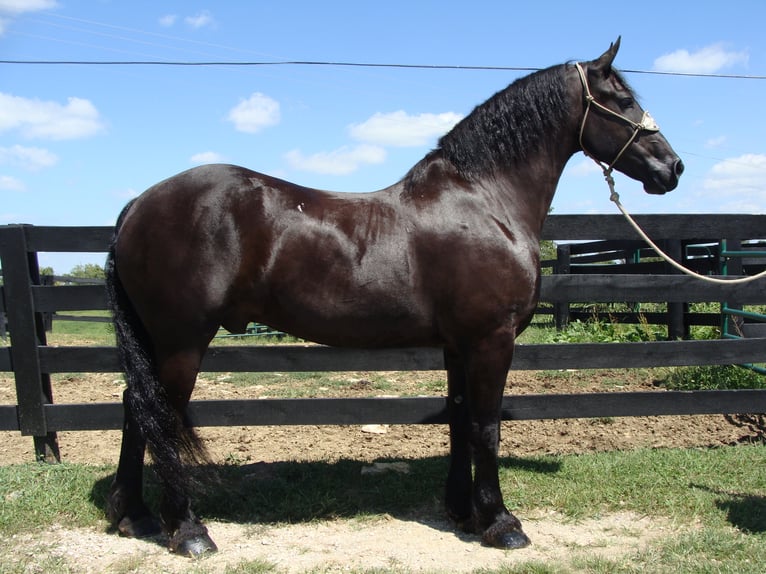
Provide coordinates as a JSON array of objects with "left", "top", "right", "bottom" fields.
[{"left": 1, "top": 215, "right": 766, "bottom": 462}]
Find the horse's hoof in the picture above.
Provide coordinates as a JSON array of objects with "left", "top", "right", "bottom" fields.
[
  {"left": 482, "top": 518, "right": 531, "bottom": 549},
  {"left": 495, "top": 529, "right": 531, "bottom": 549},
  {"left": 169, "top": 532, "right": 218, "bottom": 557}
]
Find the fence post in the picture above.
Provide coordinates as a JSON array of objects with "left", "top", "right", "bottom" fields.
[
  {"left": 554, "top": 243, "right": 571, "bottom": 330},
  {"left": 721, "top": 239, "right": 744, "bottom": 337},
  {"left": 664, "top": 239, "right": 688, "bottom": 340},
  {"left": 0, "top": 225, "right": 60, "bottom": 462}
]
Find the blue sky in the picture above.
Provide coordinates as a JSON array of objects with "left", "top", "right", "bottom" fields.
[{"left": 1, "top": 1, "right": 765, "bottom": 272}]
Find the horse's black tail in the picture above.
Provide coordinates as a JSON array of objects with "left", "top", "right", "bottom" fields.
[{"left": 105, "top": 200, "right": 206, "bottom": 490}]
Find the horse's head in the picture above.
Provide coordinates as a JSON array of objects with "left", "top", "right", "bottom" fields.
[{"left": 576, "top": 38, "right": 684, "bottom": 194}]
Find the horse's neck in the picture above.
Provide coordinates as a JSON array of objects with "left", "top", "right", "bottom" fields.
[
  {"left": 490, "top": 143, "right": 577, "bottom": 236},
  {"left": 499, "top": 70, "right": 583, "bottom": 233}
]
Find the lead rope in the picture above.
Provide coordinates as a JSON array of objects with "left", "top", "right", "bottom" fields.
[{"left": 604, "top": 172, "right": 766, "bottom": 285}]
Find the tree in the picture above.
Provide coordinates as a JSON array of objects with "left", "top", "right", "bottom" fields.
[{"left": 69, "top": 263, "right": 105, "bottom": 279}]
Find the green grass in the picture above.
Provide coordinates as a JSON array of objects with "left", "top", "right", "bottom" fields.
[
  {"left": 662, "top": 364, "right": 766, "bottom": 391},
  {"left": 0, "top": 445, "right": 764, "bottom": 573},
  {"left": 45, "top": 311, "right": 115, "bottom": 346},
  {"left": 507, "top": 446, "right": 766, "bottom": 525},
  {"left": 0, "top": 463, "right": 112, "bottom": 534}
]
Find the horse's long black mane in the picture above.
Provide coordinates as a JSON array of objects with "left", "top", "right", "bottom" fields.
[{"left": 429, "top": 63, "right": 571, "bottom": 181}]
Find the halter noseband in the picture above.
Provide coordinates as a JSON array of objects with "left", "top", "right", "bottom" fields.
[{"left": 575, "top": 62, "right": 660, "bottom": 179}]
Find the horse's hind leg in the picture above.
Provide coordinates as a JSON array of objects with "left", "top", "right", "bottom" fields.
[
  {"left": 153, "top": 347, "right": 218, "bottom": 556},
  {"left": 107, "top": 388, "right": 161, "bottom": 538}
]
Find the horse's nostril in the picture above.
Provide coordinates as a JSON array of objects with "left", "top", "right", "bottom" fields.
[{"left": 674, "top": 159, "right": 685, "bottom": 176}]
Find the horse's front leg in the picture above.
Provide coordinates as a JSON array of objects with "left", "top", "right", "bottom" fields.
[
  {"left": 445, "top": 349, "right": 472, "bottom": 525},
  {"left": 465, "top": 331, "right": 530, "bottom": 549}
]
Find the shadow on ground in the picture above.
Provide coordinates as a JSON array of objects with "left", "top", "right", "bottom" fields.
[
  {"left": 690, "top": 483, "right": 766, "bottom": 534},
  {"left": 90, "top": 454, "right": 561, "bottom": 548}
]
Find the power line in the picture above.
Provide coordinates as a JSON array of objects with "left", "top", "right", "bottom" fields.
[
  {"left": 1, "top": 58, "right": 764, "bottom": 79},
  {"left": 0, "top": 59, "right": 537, "bottom": 71}
]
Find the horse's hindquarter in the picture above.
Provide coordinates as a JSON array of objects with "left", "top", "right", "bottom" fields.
[{"left": 114, "top": 165, "right": 263, "bottom": 341}]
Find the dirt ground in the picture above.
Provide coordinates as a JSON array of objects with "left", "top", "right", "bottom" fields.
[{"left": 1, "top": 367, "right": 763, "bottom": 573}]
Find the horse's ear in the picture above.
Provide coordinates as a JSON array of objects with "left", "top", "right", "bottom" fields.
[{"left": 592, "top": 36, "right": 621, "bottom": 76}]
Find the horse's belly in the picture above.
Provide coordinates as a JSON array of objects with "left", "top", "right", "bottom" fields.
[
  {"left": 258, "top": 290, "right": 436, "bottom": 348},
  {"left": 264, "top": 312, "right": 437, "bottom": 348}
]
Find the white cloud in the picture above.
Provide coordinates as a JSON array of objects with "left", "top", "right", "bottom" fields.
[
  {"left": 0, "top": 144, "right": 58, "bottom": 170},
  {"left": 0, "top": 93, "right": 105, "bottom": 140},
  {"left": 227, "top": 93, "right": 280, "bottom": 134},
  {"left": 158, "top": 14, "right": 177, "bottom": 27},
  {"left": 705, "top": 136, "right": 727, "bottom": 149},
  {"left": 0, "top": 0, "right": 57, "bottom": 14},
  {"left": 285, "top": 144, "right": 386, "bottom": 175},
  {"left": 702, "top": 153, "right": 766, "bottom": 212},
  {"left": 185, "top": 10, "right": 214, "bottom": 29},
  {"left": 190, "top": 151, "right": 225, "bottom": 164},
  {"left": 0, "top": 175, "right": 25, "bottom": 192},
  {"left": 653, "top": 43, "right": 748, "bottom": 74},
  {"left": 0, "top": 0, "right": 56, "bottom": 37},
  {"left": 349, "top": 111, "right": 463, "bottom": 147},
  {"left": 567, "top": 158, "right": 602, "bottom": 177}
]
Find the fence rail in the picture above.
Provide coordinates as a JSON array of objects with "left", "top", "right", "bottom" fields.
[{"left": 2, "top": 215, "right": 766, "bottom": 461}]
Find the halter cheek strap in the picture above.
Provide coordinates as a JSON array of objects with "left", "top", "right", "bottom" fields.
[{"left": 575, "top": 62, "right": 660, "bottom": 182}]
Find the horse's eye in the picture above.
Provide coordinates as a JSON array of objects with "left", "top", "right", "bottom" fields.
[{"left": 619, "top": 97, "right": 634, "bottom": 110}]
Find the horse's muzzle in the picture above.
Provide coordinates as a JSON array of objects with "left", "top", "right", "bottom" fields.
[{"left": 645, "top": 158, "right": 684, "bottom": 195}]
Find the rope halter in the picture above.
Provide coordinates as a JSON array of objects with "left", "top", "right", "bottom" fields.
[{"left": 575, "top": 62, "right": 660, "bottom": 199}]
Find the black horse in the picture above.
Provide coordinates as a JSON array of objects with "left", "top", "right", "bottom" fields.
[{"left": 105, "top": 38, "right": 683, "bottom": 555}]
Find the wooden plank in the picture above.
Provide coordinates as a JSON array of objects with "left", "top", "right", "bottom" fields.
[
  {"left": 0, "top": 405, "right": 19, "bottom": 431},
  {"left": 37, "top": 338, "right": 766, "bottom": 374},
  {"left": 44, "top": 402, "right": 123, "bottom": 431},
  {"left": 189, "top": 397, "right": 450, "bottom": 427},
  {"left": 570, "top": 262, "right": 667, "bottom": 274},
  {"left": 743, "top": 324, "right": 766, "bottom": 338},
  {"left": 541, "top": 214, "right": 766, "bottom": 241},
  {"left": 41, "top": 389, "right": 766, "bottom": 431},
  {"left": 540, "top": 274, "right": 766, "bottom": 303},
  {"left": 23, "top": 226, "right": 112, "bottom": 253},
  {"left": 514, "top": 339, "right": 766, "bottom": 369},
  {"left": 202, "top": 345, "right": 445, "bottom": 372},
  {"left": 11, "top": 216, "right": 766, "bottom": 254},
  {"left": 39, "top": 346, "right": 121, "bottom": 372},
  {"left": 32, "top": 285, "right": 108, "bottom": 312},
  {"left": 567, "top": 311, "right": 721, "bottom": 327},
  {"left": 567, "top": 239, "right": 647, "bottom": 255},
  {"left": 27, "top": 275, "right": 765, "bottom": 315},
  {"left": 504, "top": 389, "right": 766, "bottom": 420}
]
